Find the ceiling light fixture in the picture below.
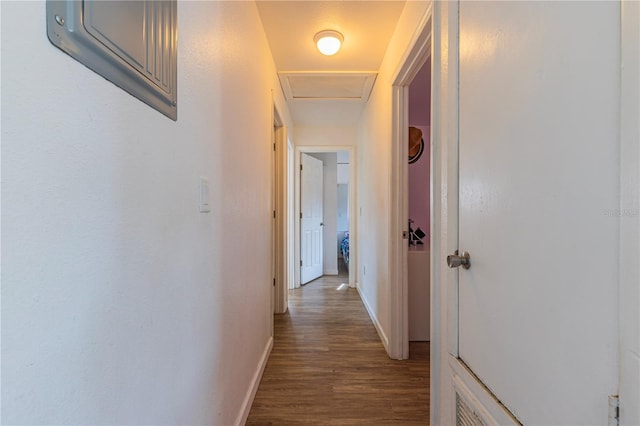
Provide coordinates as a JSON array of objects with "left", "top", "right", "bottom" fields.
[{"left": 314, "top": 30, "right": 343, "bottom": 56}]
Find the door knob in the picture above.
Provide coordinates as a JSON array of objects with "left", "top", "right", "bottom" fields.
[{"left": 447, "top": 250, "right": 470, "bottom": 269}]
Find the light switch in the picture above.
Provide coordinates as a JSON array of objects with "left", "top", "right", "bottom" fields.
[{"left": 199, "top": 177, "right": 211, "bottom": 213}]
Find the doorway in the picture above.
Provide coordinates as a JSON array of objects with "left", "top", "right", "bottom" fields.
[
  {"left": 388, "top": 10, "right": 432, "bottom": 361},
  {"left": 407, "top": 58, "right": 431, "bottom": 345},
  {"left": 293, "top": 147, "right": 356, "bottom": 289},
  {"left": 387, "top": 5, "right": 434, "bottom": 422}
]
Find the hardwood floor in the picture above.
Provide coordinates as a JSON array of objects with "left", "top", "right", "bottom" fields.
[{"left": 246, "top": 268, "right": 429, "bottom": 425}]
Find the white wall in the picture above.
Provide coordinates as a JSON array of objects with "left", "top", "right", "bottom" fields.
[
  {"left": 356, "top": 1, "right": 432, "bottom": 352},
  {"left": 1, "top": 1, "right": 291, "bottom": 424},
  {"left": 293, "top": 126, "right": 357, "bottom": 148},
  {"left": 308, "top": 153, "right": 338, "bottom": 275},
  {"left": 337, "top": 184, "right": 349, "bottom": 233},
  {"left": 337, "top": 150, "right": 351, "bottom": 185}
]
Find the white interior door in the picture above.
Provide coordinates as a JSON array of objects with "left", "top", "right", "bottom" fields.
[
  {"left": 455, "top": 2, "right": 619, "bottom": 424},
  {"left": 300, "top": 153, "right": 323, "bottom": 284}
]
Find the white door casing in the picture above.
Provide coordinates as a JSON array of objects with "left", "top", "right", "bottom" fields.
[
  {"left": 300, "top": 153, "right": 324, "bottom": 284},
  {"left": 273, "top": 122, "right": 288, "bottom": 314},
  {"left": 455, "top": 2, "right": 620, "bottom": 424},
  {"left": 619, "top": 1, "right": 640, "bottom": 424}
]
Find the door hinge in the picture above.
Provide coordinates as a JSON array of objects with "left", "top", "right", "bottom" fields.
[
  {"left": 300, "top": 260, "right": 303, "bottom": 266},
  {"left": 608, "top": 395, "right": 619, "bottom": 426},
  {"left": 300, "top": 164, "right": 303, "bottom": 171},
  {"left": 273, "top": 143, "right": 276, "bottom": 151},
  {"left": 273, "top": 210, "right": 276, "bottom": 219},
  {"left": 273, "top": 277, "right": 276, "bottom": 287},
  {"left": 300, "top": 212, "right": 302, "bottom": 219}
]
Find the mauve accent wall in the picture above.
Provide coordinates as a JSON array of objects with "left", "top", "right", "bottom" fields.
[{"left": 408, "top": 58, "right": 431, "bottom": 243}]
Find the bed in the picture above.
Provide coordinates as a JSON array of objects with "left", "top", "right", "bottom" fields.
[{"left": 340, "top": 232, "right": 349, "bottom": 269}]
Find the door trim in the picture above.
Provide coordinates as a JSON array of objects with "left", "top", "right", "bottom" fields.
[
  {"left": 294, "top": 146, "right": 357, "bottom": 289},
  {"left": 431, "top": 5, "right": 461, "bottom": 424},
  {"left": 619, "top": 0, "right": 640, "bottom": 423},
  {"left": 389, "top": 2, "right": 461, "bottom": 424},
  {"left": 273, "top": 101, "right": 288, "bottom": 315}
]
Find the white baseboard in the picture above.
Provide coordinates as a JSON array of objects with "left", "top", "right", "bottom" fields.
[
  {"left": 356, "top": 287, "right": 389, "bottom": 354},
  {"left": 235, "top": 336, "right": 273, "bottom": 426}
]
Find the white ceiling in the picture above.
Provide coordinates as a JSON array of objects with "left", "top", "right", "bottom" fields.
[{"left": 256, "top": 1, "right": 406, "bottom": 126}]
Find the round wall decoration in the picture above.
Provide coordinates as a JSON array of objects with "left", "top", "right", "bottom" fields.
[{"left": 409, "top": 126, "right": 424, "bottom": 164}]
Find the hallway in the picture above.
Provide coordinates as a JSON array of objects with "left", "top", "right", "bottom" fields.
[{"left": 246, "top": 268, "right": 429, "bottom": 425}]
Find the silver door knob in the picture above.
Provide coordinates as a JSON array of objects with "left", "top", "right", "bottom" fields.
[{"left": 447, "top": 250, "right": 470, "bottom": 269}]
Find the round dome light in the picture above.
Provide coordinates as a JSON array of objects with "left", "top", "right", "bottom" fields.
[{"left": 314, "top": 30, "right": 344, "bottom": 56}]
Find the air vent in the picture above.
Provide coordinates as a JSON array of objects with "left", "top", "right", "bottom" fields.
[
  {"left": 279, "top": 72, "right": 377, "bottom": 102},
  {"left": 451, "top": 360, "right": 521, "bottom": 426},
  {"left": 456, "top": 392, "right": 488, "bottom": 426}
]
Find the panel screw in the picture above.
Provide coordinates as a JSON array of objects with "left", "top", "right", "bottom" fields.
[{"left": 55, "top": 15, "right": 65, "bottom": 26}]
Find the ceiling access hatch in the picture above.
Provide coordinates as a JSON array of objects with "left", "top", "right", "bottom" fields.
[{"left": 279, "top": 72, "right": 377, "bottom": 102}]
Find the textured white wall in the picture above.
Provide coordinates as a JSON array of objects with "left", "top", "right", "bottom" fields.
[
  {"left": 1, "top": 1, "right": 290, "bottom": 424},
  {"left": 337, "top": 184, "right": 349, "bottom": 233},
  {"left": 356, "top": 1, "right": 431, "bottom": 352},
  {"left": 293, "top": 126, "right": 357, "bottom": 148}
]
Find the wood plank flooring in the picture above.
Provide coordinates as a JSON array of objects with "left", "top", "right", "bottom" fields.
[{"left": 246, "top": 269, "right": 429, "bottom": 425}]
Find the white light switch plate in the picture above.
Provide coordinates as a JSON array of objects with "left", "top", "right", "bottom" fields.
[{"left": 199, "top": 177, "right": 211, "bottom": 213}]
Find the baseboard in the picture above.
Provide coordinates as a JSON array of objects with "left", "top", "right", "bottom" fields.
[
  {"left": 356, "top": 287, "right": 390, "bottom": 353},
  {"left": 235, "top": 336, "right": 273, "bottom": 426}
]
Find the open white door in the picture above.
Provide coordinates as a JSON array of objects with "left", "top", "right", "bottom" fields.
[
  {"left": 452, "top": 2, "right": 620, "bottom": 424},
  {"left": 300, "top": 153, "right": 323, "bottom": 284}
]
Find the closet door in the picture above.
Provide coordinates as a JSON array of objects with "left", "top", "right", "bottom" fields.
[{"left": 454, "top": 1, "right": 619, "bottom": 423}]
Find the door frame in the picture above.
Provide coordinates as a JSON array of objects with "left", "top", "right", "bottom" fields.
[
  {"left": 272, "top": 101, "right": 288, "bottom": 315},
  {"left": 619, "top": 0, "right": 640, "bottom": 423},
  {"left": 294, "top": 146, "right": 357, "bottom": 289},
  {"left": 287, "top": 137, "right": 295, "bottom": 295},
  {"left": 389, "top": 2, "right": 462, "bottom": 424}
]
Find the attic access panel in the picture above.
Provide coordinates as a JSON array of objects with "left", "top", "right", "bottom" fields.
[
  {"left": 279, "top": 72, "right": 377, "bottom": 102},
  {"left": 47, "top": 0, "right": 177, "bottom": 120}
]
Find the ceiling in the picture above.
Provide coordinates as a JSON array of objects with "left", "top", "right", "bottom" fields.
[{"left": 256, "top": 1, "right": 407, "bottom": 126}]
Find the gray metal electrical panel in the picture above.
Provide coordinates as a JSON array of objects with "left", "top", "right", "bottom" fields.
[{"left": 47, "top": 0, "right": 178, "bottom": 120}]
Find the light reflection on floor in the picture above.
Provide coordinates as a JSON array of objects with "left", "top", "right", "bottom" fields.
[{"left": 336, "top": 283, "right": 349, "bottom": 291}]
